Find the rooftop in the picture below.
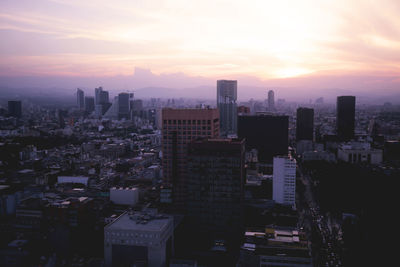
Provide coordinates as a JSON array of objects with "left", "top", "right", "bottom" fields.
[{"left": 105, "top": 211, "right": 172, "bottom": 232}]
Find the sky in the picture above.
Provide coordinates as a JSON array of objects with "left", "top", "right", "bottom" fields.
[{"left": 0, "top": 0, "right": 400, "bottom": 94}]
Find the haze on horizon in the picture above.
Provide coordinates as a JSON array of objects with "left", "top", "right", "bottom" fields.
[{"left": 0, "top": 0, "right": 400, "bottom": 95}]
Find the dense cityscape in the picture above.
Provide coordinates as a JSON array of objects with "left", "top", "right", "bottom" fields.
[
  {"left": 1, "top": 0, "right": 400, "bottom": 266},
  {"left": 0, "top": 82, "right": 399, "bottom": 266}
]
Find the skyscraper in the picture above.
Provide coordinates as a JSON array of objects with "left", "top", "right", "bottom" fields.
[
  {"left": 296, "top": 107, "right": 314, "bottom": 141},
  {"left": 268, "top": 90, "right": 275, "bottom": 111},
  {"left": 99, "top": 90, "right": 109, "bottom": 104},
  {"left": 337, "top": 96, "right": 356, "bottom": 141},
  {"left": 84, "top": 96, "right": 95, "bottom": 113},
  {"left": 162, "top": 108, "right": 219, "bottom": 205},
  {"left": 8, "top": 100, "right": 22, "bottom": 118},
  {"left": 187, "top": 138, "right": 245, "bottom": 241},
  {"left": 217, "top": 80, "right": 237, "bottom": 136},
  {"left": 273, "top": 155, "right": 296, "bottom": 206},
  {"left": 94, "top": 86, "right": 103, "bottom": 105},
  {"left": 77, "top": 88, "right": 84, "bottom": 109},
  {"left": 117, "top": 93, "right": 130, "bottom": 120},
  {"left": 238, "top": 115, "right": 288, "bottom": 163}
]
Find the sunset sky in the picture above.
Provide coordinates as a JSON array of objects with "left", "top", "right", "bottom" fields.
[{"left": 1, "top": 0, "right": 400, "bottom": 86}]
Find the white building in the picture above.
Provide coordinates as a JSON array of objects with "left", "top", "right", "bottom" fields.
[
  {"left": 110, "top": 187, "right": 139, "bottom": 206},
  {"left": 337, "top": 142, "right": 382, "bottom": 165},
  {"left": 104, "top": 210, "right": 174, "bottom": 267},
  {"left": 273, "top": 156, "right": 296, "bottom": 206}
]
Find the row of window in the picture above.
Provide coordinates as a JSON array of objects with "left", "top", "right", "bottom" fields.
[{"left": 164, "top": 119, "right": 214, "bottom": 125}]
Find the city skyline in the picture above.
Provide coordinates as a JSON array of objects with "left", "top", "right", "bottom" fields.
[{"left": 1, "top": 0, "right": 400, "bottom": 96}]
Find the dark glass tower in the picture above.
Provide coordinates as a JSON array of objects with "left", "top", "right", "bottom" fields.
[
  {"left": 296, "top": 107, "right": 314, "bottom": 141},
  {"left": 337, "top": 96, "right": 355, "bottom": 141},
  {"left": 187, "top": 138, "right": 245, "bottom": 243},
  {"left": 238, "top": 115, "right": 288, "bottom": 163}
]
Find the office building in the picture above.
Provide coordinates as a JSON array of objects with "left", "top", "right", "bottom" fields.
[
  {"left": 238, "top": 115, "right": 288, "bottom": 163},
  {"left": 84, "top": 97, "right": 95, "bottom": 113},
  {"left": 104, "top": 211, "right": 173, "bottom": 267},
  {"left": 296, "top": 108, "right": 314, "bottom": 141},
  {"left": 273, "top": 155, "right": 296, "bottom": 206},
  {"left": 118, "top": 93, "right": 130, "bottom": 120},
  {"left": 99, "top": 90, "right": 109, "bottom": 104},
  {"left": 268, "top": 90, "right": 275, "bottom": 111},
  {"left": 8, "top": 100, "right": 22, "bottom": 118},
  {"left": 94, "top": 86, "right": 103, "bottom": 105},
  {"left": 186, "top": 138, "right": 245, "bottom": 240},
  {"left": 217, "top": 80, "right": 237, "bottom": 136},
  {"left": 337, "top": 142, "right": 382, "bottom": 164},
  {"left": 337, "top": 96, "right": 356, "bottom": 141},
  {"left": 77, "top": 88, "right": 84, "bottom": 109},
  {"left": 162, "top": 108, "right": 219, "bottom": 205}
]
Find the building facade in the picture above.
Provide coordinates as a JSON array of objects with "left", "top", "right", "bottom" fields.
[
  {"left": 186, "top": 138, "right": 245, "bottom": 240},
  {"left": 104, "top": 211, "right": 173, "bottom": 267},
  {"left": 273, "top": 156, "right": 296, "bottom": 206},
  {"left": 337, "top": 96, "right": 356, "bottom": 141},
  {"left": 217, "top": 80, "right": 237, "bottom": 136},
  {"left": 337, "top": 142, "right": 382, "bottom": 164},
  {"left": 118, "top": 93, "right": 130, "bottom": 120},
  {"left": 77, "top": 88, "right": 84, "bottom": 109},
  {"left": 267, "top": 90, "right": 275, "bottom": 111},
  {"left": 84, "top": 97, "right": 95, "bottom": 113},
  {"left": 296, "top": 107, "right": 314, "bottom": 141},
  {"left": 162, "top": 108, "right": 220, "bottom": 205},
  {"left": 238, "top": 115, "right": 288, "bottom": 163}
]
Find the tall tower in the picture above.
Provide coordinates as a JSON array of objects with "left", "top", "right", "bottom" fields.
[
  {"left": 337, "top": 96, "right": 356, "bottom": 141},
  {"left": 187, "top": 138, "right": 245, "bottom": 242},
  {"left": 94, "top": 86, "right": 103, "bottom": 105},
  {"left": 296, "top": 107, "right": 314, "bottom": 141},
  {"left": 217, "top": 80, "right": 237, "bottom": 136},
  {"left": 77, "top": 88, "right": 84, "bottom": 109},
  {"left": 161, "top": 108, "right": 220, "bottom": 206},
  {"left": 273, "top": 155, "right": 296, "bottom": 206},
  {"left": 238, "top": 114, "right": 288, "bottom": 163},
  {"left": 268, "top": 90, "right": 275, "bottom": 111},
  {"left": 117, "top": 93, "right": 130, "bottom": 120}
]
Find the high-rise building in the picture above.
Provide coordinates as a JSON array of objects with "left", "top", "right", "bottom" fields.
[
  {"left": 131, "top": 99, "right": 143, "bottom": 117},
  {"left": 268, "top": 90, "right": 275, "bottom": 111},
  {"left": 162, "top": 108, "right": 219, "bottom": 205},
  {"left": 8, "top": 100, "right": 22, "bottom": 118},
  {"left": 186, "top": 138, "right": 245, "bottom": 240},
  {"left": 118, "top": 93, "right": 130, "bottom": 120},
  {"left": 217, "top": 80, "right": 237, "bottom": 136},
  {"left": 336, "top": 96, "right": 356, "bottom": 141},
  {"left": 84, "top": 97, "right": 95, "bottom": 113},
  {"left": 238, "top": 115, "right": 288, "bottom": 163},
  {"left": 296, "top": 108, "right": 314, "bottom": 141},
  {"left": 99, "top": 90, "right": 109, "bottom": 104},
  {"left": 94, "top": 86, "right": 103, "bottom": 105},
  {"left": 77, "top": 88, "right": 84, "bottom": 109},
  {"left": 273, "top": 155, "right": 296, "bottom": 206}
]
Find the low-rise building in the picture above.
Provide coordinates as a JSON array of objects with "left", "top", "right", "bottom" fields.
[
  {"left": 337, "top": 142, "right": 382, "bottom": 164},
  {"left": 104, "top": 210, "right": 174, "bottom": 267}
]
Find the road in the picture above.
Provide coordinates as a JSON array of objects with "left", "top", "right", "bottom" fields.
[{"left": 297, "top": 162, "right": 343, "bottom": 267}]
